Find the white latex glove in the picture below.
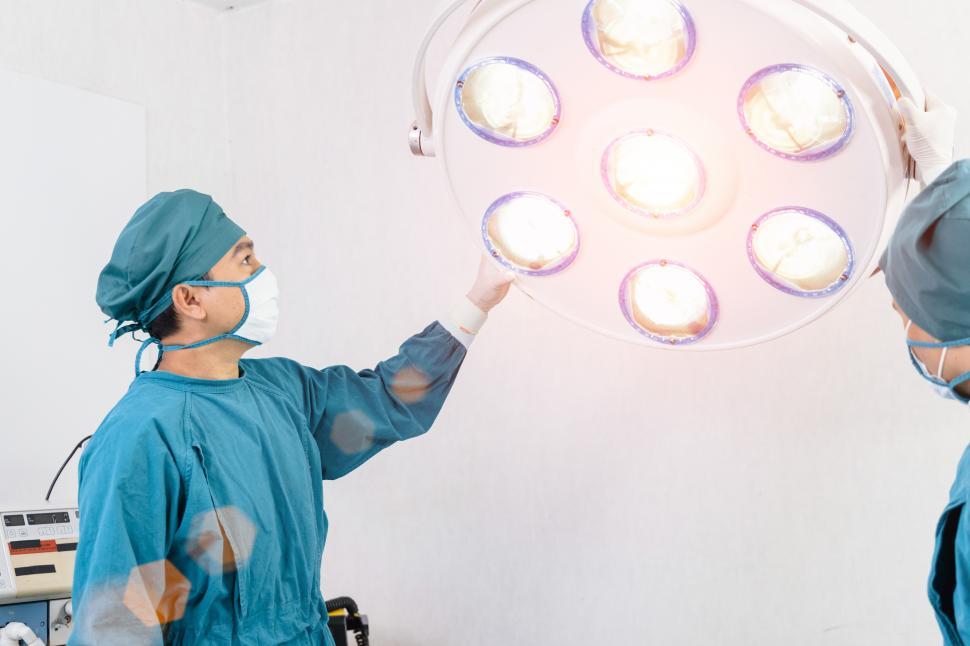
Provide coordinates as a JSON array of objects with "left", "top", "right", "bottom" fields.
[
  {"left": 466, "top": 251, "right": 515, "bottom": 313},
  {"left": 896, "top": 92, "right": 958, "bottom": 186}
]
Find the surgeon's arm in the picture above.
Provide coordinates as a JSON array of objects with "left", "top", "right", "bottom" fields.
[
  {"left": 306, "top": 315, "right": 470, "bottom": 480},
  {"left": 306, "top": 253, "right": 512, "bottom": 480},
  {"left": 69, "top": 422, "right": 184, "bottom": 646}
]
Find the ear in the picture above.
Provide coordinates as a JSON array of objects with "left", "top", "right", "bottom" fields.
[{"left": 170, "top": 284, "right": 207, "bottom": 322}]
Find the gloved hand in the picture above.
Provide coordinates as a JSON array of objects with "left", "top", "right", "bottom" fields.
[
  {"left": 896, "top": 92, "right": 958, "bottom": 186},
  {"left": 466, "top": 251, "right": 515, "bottom": 313}
]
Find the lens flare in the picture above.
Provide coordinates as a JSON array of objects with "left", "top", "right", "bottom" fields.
[
  {"left": 391, "top": 366, "right": 431, "bottom": 404},
  {"left": 123, "top": 560, "right": 190, "bottom": 628},
  {"left": 186, "top": 507, "right": 256, "bottom": 575},
  {"left": 331, "top": 410, "right": 376, "bottom": 455}
]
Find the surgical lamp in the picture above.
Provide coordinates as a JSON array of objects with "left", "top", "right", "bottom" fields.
[{"left": 411, "top": 0, "right": 922, "bottom": 349}]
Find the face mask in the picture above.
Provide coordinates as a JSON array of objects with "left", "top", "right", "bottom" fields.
[
  {"left": 905, "top": 320, "right": 970, "bottom": 405},
  {"left": 134, "top": 266, "right": 280, "bottom": 376}
]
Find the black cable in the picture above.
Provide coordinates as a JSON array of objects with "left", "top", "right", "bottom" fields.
[
  {"left": 325, "top": 597, "right": 369, "bottom": 646},
  {"left": 45, "top": 435, "right": 93, "bottom": 502},
  {"left": 325, "top": 597, "right": 359, "bottom": 615}
]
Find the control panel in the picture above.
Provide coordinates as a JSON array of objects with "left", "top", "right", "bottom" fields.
[{"left": 0, "top": 508, "right": 79, "bottom": 604}]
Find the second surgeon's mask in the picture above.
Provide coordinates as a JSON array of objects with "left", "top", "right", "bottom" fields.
[
  {"left": 134, "top": 266, "right": 280, "bottom": 377},
  {"left": 905, "top": 320, "right": 970, "bottom": 405}
]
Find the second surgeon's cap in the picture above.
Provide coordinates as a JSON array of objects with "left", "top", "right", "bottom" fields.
[
  {"left": 880, "top": 160, "right": 970, "bottom": 342},
  {"left": 96, "top": 189, "right": 246, "bottom": 345}
]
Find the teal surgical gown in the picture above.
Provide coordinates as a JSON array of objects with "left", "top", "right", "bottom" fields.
[
  {"left": 70, "top": 320, "right": 467, "bottom": 645},
  {"left": 931, "top": 443, "right": 970, "bottom": 646}
]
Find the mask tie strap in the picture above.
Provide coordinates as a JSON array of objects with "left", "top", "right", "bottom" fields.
[
  {"left": 938, "top": 347, "right": 950, "bottom": 382},
  {"left": 949, "top": 370, "right": 970, "bottom": 396},
  {"left": 134, "top": 337, "right": 162, "bottom": 379},
  {"left": 904, "top": 322, "right": 920, "bottom": 365}
]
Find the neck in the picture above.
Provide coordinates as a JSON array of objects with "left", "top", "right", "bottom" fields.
[{"left": 154, "top": 337, "right": 248, "bottom": 380}]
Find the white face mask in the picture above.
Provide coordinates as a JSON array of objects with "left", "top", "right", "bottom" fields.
[
  {"left": 231, "top": 266, "right": 279, "bottom": 345},
  {"left": 133, "top": 266, "right": 280, "bottom": 377},
  {"left": 906, "top": 320, "right": 970, "bottom": 405}
]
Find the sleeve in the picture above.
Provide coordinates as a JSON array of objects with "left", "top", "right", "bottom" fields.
[
  {"left": 69, "top": 417, "right": 185, "bottom": 646},
  {"left": 302, "top": 320, "right": 468, "bottom": 480},
  {"left": 436, "top": 296, "right": 490, "bottom": 349}
]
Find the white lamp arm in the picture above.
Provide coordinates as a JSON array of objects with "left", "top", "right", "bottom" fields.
[
  {"left": 410, "top": 0, "right": 484, "bottom": 157},
  {"left": 790, "top": 0, "right": 924, "bottom": 107}
]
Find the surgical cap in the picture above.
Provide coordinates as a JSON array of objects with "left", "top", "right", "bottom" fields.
[
  {"left": 96, "top": 189, "right": 245, "bottom": 341},
  {"left": 880, "top": 160, "right": 970, "bottom": 342}
]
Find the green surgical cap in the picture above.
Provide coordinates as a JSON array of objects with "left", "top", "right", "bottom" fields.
[
  {"left": 96, "top": 189, "right": 245, "bottom": 341},
  {"left": 880, "top": 160, "right": 970, "bottom": 342}
]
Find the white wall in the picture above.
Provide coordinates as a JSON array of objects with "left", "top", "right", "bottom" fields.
[
  {"left": 221, "top": 1, "right": 970, "bottom": 645},
  {"left": 0, "top": 66, "right": 146, "bottom": 510},
  {"left": 2, "top": 0, "right": 969, "bottom": 644},
  {"left": 0, "top": 0, "right": 233, "bottom": 510},
  {"left": 0, "top": 0, "right": 233, "bottom": 199}
]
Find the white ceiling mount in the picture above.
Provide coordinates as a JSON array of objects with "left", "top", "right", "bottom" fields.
[{"left": 410, "top": 0, "right": 924, "bottom": 351}]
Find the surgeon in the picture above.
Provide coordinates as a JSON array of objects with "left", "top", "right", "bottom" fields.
[
  {"left": 70, "top": 190, "right": 515, "bottom": 645},
  {"left": 879, "top": 92, "right": 969, "bottom": 644}
]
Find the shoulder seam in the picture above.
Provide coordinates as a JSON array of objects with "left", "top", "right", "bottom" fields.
[{"left": 249, "top": 380, "right": 307, "bottom": 424}]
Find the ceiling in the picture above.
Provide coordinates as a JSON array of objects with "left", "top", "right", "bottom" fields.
[{"left": 186, "top": 0, "right": 271, "bottom": 11}]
